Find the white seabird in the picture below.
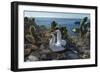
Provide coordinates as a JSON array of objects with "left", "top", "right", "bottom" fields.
[{"left": 49, "top": 30, "right": 66, "bottom": 52}]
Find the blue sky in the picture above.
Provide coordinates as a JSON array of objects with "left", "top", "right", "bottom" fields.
[{"left": 24, "top": 11, "right": 90, "bottom": 19}]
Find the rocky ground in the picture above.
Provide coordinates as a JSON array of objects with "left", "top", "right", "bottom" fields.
[{"left": 70, "top": 31, "right": 90, "bottom": 59}]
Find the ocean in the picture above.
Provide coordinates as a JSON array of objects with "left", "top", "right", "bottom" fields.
[{"left": 34, "top": 18, "right": 81, "bottom": 36}]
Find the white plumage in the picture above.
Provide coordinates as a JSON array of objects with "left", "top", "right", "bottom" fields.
[{"left": 49, "top": 30, "right": 66, "bottom": 52}]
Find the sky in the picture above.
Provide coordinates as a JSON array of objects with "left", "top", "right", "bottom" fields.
[{"left": 24, "top": 11, "right": 90, "bottom": 19}]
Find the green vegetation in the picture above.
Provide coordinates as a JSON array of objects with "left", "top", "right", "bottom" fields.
[
  {"left": 60, "top": 27, "right": 68, "bottom": 39},
  {"left": 72, "top": 17, "right": 90, "bottom": 38},
  {"left": 50, "top": 21, "right": 57, "bottom": 31},
  {"left": 80, "top": 17, "right": 90, "bottom": 37}
]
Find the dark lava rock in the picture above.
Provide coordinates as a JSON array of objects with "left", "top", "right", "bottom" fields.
[{"left": 65, "top": 51, "right": 80, "bottom": 59}]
